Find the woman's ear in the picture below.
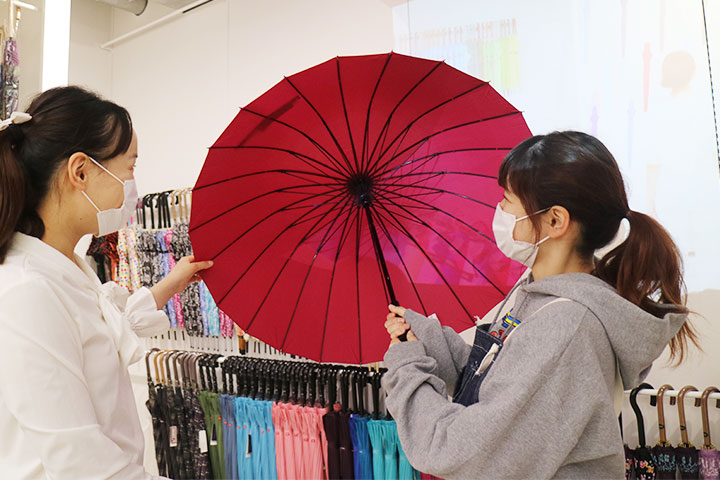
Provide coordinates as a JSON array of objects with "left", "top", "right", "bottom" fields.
[
  {"left": 546, "top": 205, "right": 571, "bottom": 238},
  {"left": 66, "top": 153, "right": 90, "bottom": 191}
]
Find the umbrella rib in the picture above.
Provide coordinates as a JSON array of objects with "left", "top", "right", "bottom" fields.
[
  {"left": 211, "top": 144, "right": 348, "bottom": 179},
  {"left": 369, "top": 82, "right": 489, "bottom": 171},
  {"left": 365, "top": 60, "right": 444, "bottom": 172},
  {"left": 221, "top": 190, "right": 351, "bottom": 318},
  {"left": 361, "top": 53, "right": 393, "bottom": 176},
  {"left": 384, "top": 171, "right": 498, "bottom": 183},
  {"left": 383, "top": 147, "right": 509, "bottom": 177},
  {"left": 368, "top": 111, "right": 524, "bottom": 179},
  {"left": 241, "top": 107, "right": 355, "bottom": 178},
  {"left": 371, "top": 198, "right": 475, "bottom": 322},
  {"left": 199, "top": 185, "right": 348, "bottom": 262},
  {"left": 190, "top": 183, "right": 344, "bottom": 233},
  {"left": 318, "top": 204, "right": 361, "bottom": 363},
  {"left": 193, "top": 169, "right": 343, "bottom": 191},
  {"left": 369, "top": 204, "right": 429, "bottom": 315},
  {"left": 283, "top": 76, "right": 357, "bottom": 175},
  {"left": 378, "top": 183, "right": 496, "bottom": 210},
  {"left": 374, "top": 189, "right": 505, "bottom": 296},
  {"left": 374, "top": 184, "right": 496, "bottom": 244},
  {"left": 336, "top": 58, "right": 361, "bottom": 174},
  {"left": 280, "top": 195, "right": 355, "bottom": 352}
]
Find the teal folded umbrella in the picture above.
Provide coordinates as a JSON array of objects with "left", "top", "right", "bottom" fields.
[
  {"left": 368, "top": 419, "right": 387, "bottom": 480},
  {"left": 388, "top": 422, "right": 418, "bottom": 480}
]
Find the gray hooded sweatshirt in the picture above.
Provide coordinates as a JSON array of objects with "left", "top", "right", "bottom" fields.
[{"left": 382, "top": 273, "right": 686, "bottom": 479}]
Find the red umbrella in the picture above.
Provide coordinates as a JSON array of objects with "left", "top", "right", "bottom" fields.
[{"left": 190, "top": 52, "right": 529, "bottom": 364}]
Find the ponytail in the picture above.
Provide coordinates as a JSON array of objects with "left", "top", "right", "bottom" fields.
[
  {"left": 0, "top": 130, "right": 26, "bottom": 262},
  {"left": 594, "top": 210, "right": 697, "bottom": 363}
]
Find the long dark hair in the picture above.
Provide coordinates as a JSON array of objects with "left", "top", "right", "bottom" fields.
[
  {"left": 0, "top": 86, "right": 133, "bottom": 263},
  {"left": 498, "top": 130, "right": 697, "bottom": 363}
]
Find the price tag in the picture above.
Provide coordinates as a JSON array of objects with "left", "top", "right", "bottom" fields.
[
  {"left": 169, "top": 426, "right": 178, "bottom": 448},
  {"left": 198, "top": 430, "right": 208, "bottom": 453}
]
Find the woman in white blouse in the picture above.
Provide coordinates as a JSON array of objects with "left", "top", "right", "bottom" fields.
[{"left": 0, "top": 86, "right": 212, "bottom": 479}]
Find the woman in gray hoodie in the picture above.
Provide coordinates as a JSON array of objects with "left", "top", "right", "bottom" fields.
[{"left": 382, "top": 131, "right": 697, "bottom": 479}]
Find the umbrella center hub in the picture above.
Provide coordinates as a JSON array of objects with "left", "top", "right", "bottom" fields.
[{"left": 347, "top": 174, "right": 375, "bottom": 206}]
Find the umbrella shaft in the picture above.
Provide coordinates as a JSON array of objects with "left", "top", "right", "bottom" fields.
[{"left": 363, "top": 204, "right": 398, "bottom": 306}]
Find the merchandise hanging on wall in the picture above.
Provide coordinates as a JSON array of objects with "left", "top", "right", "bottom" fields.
[{"left": 1, "top": 1, "right": 21, "bottom": 120}]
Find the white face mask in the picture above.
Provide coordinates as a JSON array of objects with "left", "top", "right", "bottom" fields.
[
  {"left": 81, "top": 157, "right": 138, "bottom": 236},
  {"left": 492, "top": 203, "right": 550, "bottom": 267}
]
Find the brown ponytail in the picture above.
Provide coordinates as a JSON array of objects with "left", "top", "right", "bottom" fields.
[
  {"left": 594, "top": 210, "right": 697, "bottom": 363},
  {"left": 498, "top": 131, "right": 698, "bottom": 364},
  {"left": 0, "top": 130, "right": 25, "bottom": 262},
  {"left": 0, "top": 86, "right": 134, "bottom": 264}
]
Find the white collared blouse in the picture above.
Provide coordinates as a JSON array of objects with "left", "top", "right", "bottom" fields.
[{"left": 0, "top": 233, "right": 169, "bottom": 479}]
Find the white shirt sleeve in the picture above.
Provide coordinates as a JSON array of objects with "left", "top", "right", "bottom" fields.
[
  {"left": 0, "top": 279, "right": 164, "bottom": 479},
  {"left": 124, "top": 286, "right": 171, "bottom": 337}
]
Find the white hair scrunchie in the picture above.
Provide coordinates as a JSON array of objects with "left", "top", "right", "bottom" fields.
[{"left": 0, "top": 111, "right": 32, "bottom": 131}]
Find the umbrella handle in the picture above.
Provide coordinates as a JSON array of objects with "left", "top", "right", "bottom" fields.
[
  {"left": 677, "top": 385, "right": 699, "bottom": 447},
  {"left": 630, "top": 382, "right": 654, "bottom": 447},
  {"left": 656, "top": 384, "right": 675, "bottom": 446},
  {"left": 701, "top": 386, "right": 720, "bottom": 449}
]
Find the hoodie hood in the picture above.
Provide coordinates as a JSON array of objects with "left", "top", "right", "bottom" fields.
[{"left": 521, "top": 273, "right": 687, "bottom": 388}]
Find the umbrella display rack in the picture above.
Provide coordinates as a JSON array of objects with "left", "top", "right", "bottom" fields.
[
  {"left": 621, "top": 385, "right": 720, "bottom": 479},
  {"left": 143, "top": 348, "right": 419, "bottom": 480}
]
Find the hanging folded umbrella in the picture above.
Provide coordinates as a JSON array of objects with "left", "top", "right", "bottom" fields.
[
  {"left": 674, "top": 386, "right": 701, "bottom": 480},
  {"left": 630, "top": 383, "right": 657, "bottom": 480},
  {"left": 190, "top": 52, "right": 530, "bottom": 364},
  {"left": 219, "top": 394, "right": 238, "bottom": 480},
  {"left": 651, "top": 384, "right": 678, "bottom": 479},
  {"left": 699, "top": 386, "right": 720, "bottom": 480},
  {"left": 349, "top": 371, "right": 373, "bottom": 480},
  {"left": 198, "top": 391, "right": 226, "bottom": 480},
  {"left": 181, "top": 354, "right": 212, "bottom": 480},
  {"left": 2, "top": 33, "right": 19, "bottom": 119}
]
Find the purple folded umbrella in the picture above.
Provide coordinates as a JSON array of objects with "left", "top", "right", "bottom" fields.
[{"left": 700, "top": 449, "right": 720, "bottom": 480}]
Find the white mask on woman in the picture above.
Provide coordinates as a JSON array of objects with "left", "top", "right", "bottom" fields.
[
  {"left": 492, "top": 203, "right": 550, "bottom": 267},
  {"left": 81, "top": 157, "right": 138, "bottom": 236}
]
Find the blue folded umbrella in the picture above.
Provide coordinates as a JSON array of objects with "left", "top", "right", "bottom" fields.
[
  {"left": 220, "top": 394, "right": 239, "bottom": 480},
  {"left": 234, "top": 397, "right": 253, "bottom": 479},
  {"left": 350, "top": 414, "right": 373, "bottom": 480}
]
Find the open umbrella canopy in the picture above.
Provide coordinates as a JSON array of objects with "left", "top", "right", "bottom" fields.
[{"left": 190, "top": 52, "right": 530, "bottom": 363}]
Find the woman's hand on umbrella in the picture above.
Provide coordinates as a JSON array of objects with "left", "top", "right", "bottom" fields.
[
  {"left": 386, "top": 304, "right": 417, "bottom": 346},
  {"left": 150, "top": 256, "right": 214, "bottom": 309}
]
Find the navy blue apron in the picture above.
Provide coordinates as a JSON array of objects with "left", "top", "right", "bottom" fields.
[{"left": 452, "top": 323, "right": 503, "bottom": 407}]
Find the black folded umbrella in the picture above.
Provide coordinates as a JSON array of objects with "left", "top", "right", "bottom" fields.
[{"left": 630, "top": 383, "right": 657, "bottom": 480}]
